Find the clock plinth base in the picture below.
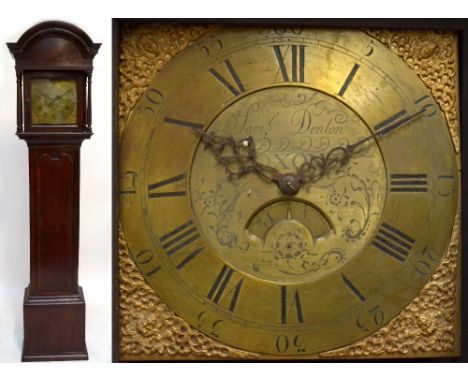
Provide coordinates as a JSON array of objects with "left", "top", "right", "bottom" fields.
[{"left": 22, "top": 286, "right": 88, "bottom": 362}]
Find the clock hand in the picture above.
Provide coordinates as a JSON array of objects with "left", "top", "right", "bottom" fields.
[
  {"left": 200, "top": 130, "right": 281, "bottom": 182},
  {"left": 296, "top": 105, "right": 430, "bottom": 185},
  {"left": 346, "top": 105, "right": 428, "bottom": 154}
]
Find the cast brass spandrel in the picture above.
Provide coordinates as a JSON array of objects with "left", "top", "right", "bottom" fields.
[{"left": 365, "top": 29, "right": 460, "bottom": 153}]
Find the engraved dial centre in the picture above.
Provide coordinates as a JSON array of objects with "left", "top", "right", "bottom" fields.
[{"left": 190, "top": 86, "right": 387, "bottom": 284}]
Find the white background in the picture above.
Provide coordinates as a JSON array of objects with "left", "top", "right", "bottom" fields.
[{"left": 0, "top": 0, "right": 466, "bottom": 380}]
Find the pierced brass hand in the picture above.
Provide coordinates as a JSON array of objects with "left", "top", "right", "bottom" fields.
[
  {"left": 199, "top": 130, "right": 281, "bottom": 182},
  {"left": 295, "top": 105, "right": 430, "bottom": 186},
  {"left": 346, "top": 105, "right": 429, "bottom": 153}
]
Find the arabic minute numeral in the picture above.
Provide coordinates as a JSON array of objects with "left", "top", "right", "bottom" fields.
[
  {"left": 145, "top": 88, "right": 164, "bottom": 105},
  {"left": 273, "top": 27, "right": 303, "bottom": 35},
  {"left": 356, "top": 305, "right": 385, "bottom": 332},
  {"left": 197, "top": 311, "right": 224, "bottom": 338},
  {"left": 414, "top": 246, "right": 438, "bottom": 276},
  {"left": 197, "top": 37, "right": 223, "bottom": 58},
  {"left": 275, "top": 334, "right": 305, "bottom": 353}
]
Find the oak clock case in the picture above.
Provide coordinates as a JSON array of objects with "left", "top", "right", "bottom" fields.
[
  {"left": 118, "top": 25, "right": 460, "bottom": 359},
  {"left": 8, "top": 21, "right": 100, "bottom": 361}
]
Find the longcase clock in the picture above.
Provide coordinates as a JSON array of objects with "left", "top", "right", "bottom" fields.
[{"left": 8, "top": 21, "right": 100, "bottom": 362}]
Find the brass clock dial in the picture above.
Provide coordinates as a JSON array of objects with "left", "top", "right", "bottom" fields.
[
  {"left": 119, "top": 27, "right": 458, "bottom": 356},
  {"left": 31, "top": 78, "right": 78, "bottom": 125}
]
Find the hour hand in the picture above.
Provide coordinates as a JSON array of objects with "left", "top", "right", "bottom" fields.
[
  {"left": 200, "top": 131, "right": 279, "bottom": 180},
  {"left": 199, "top": 130, "right": 319, "bottom": 195}
]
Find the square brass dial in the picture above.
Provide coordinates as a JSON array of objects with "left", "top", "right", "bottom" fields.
[
  {"left": 116, "top": 21, "right": 461, "bottom": 361},
  {"left": 31, "top": 78, "right": 78, "bottom": 125}
]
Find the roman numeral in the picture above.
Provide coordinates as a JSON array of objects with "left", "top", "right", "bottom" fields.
[
  {"left": 280, "top": 286, "right": 304, "bottom": 324},
  {"left": 341, "top": 273, "right": 365, "bottom": 301},
  {"left": 145, "top": 265, "right": 161, "bottom": 276},
  {"left": 164, "top": 117, "right": 204, "bottom": 132},
  {"left": 209, "top": 59, "right": 246, "bottom": 96},
  {"left": 273, "top": 45, "right": 305, "bottom": 82},
  {"left": 160, "top": 220, "right": 200, "bottom": 255},
  {"left": 207, "top": 265, "right": 244, "bottom": 312},
  {"left": 390, "top": 173, "right": 428, "bottom": 193},
  {"left": 414, "top": 95, "right": 430, "bottom": 105},
  {"left": 338, "top": 63, "right": 360, "bottom": 96},
  {"left": 148, "top": 173, "right": 186, "bottom": 198},
  {"left": 373, "top": 109, "right": 409, "bottom": 138},
  {"left": 159, "top": 220, "right": 204, "bottom": 269},
  {"left": 172, "top": 247, "right": 203, "bottom": 270},
  {"left": 372, "top": 222, "right": 415, "bottom": 263}
]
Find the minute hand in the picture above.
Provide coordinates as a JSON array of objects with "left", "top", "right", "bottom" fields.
[
  {"left": 347, "top": 105, "right": 429, "bottom": 154},
  {"left": 296, "top": 106, "right": 429, "bottom": 185}
]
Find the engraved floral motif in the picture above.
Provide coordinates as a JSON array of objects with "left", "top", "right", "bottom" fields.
[
  {"left": 253, "top": 244, "right": 346, "bottom": 276},
  {"left": 271, "top": 231, "right": 322, "bottom": 275},
  {"left": 275, "top": 232, "right": 307, "bottom": 260},
  {"left": 312, "top": 157, "right": 382, "bottom": 243},
  {"left": 192, "top": 178, "right": 251, "bottom": 251},
  {"left": 328, "top": 190, "right": 347, "bottom": 207}
]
